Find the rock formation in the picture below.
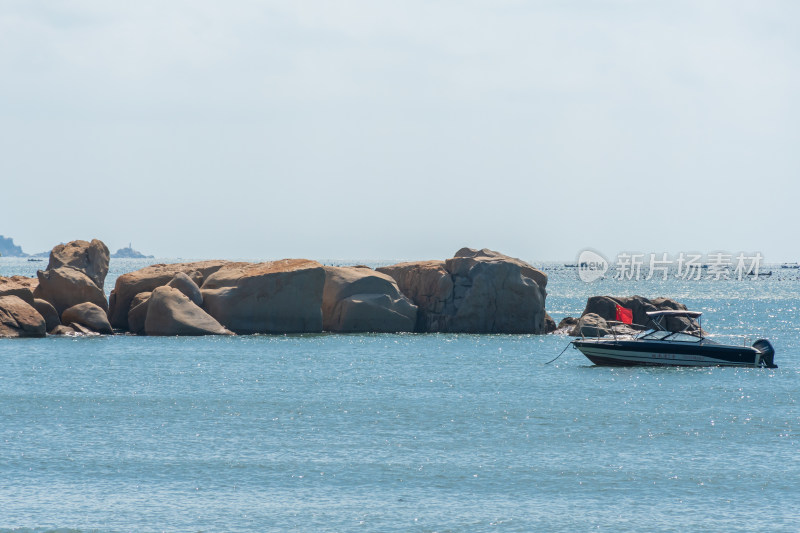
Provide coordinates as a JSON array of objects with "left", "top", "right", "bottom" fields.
[
  {"left": 0, "top": 295, "right": 46, "bottom": 337},
  {"left": 33, "top": 239, "right": 110, "bottom": 319},
  {"left": 378, "top": 248, "right": 548, "bottom": 333},
  {"left": 108, "top": 260, "right": 235, "bottom": 329},
  {"left": 201, "top": 260, "right": 325, "bottom": 334},
  {"left": 61, "top": 302, "right": 114, "bottom": 334},
  {"left": 579, "top": 295, "right": 696, "bottom": 332},
  {"left": 144, "top": 286, "right": 231, "bottom": 336},
  {"left": 322, "top": 266, "right": 417, "bottom": 332},
  {"left": 34, "top": 266, "right": 108, "bottom": 316},
  {"left": 556, "top": 295, "right": 699, "bottom": 336},
  {"left": 46, "top": 239, "right": 110, "bottom": 290}
]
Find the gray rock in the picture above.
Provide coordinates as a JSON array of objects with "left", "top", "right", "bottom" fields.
[
  {"left": 0, "top": 295, "right": 46, "bottom": 337},
  {"left": 47, "top": 239, "right": 110, "bottom": 291},
  {"left": 569, "top": 313, "right": 611, "bottom": 337},
  {"left": 379, "top": 248, "right": 548, "bottom": 334},
  {"left": 322, "top": 266, "right": 417, "bottom": 332},
  {"left": 33, "top": 298, "right": 60, "bottom": 332},
  {"left": 108, "top": 260, "right": 234, "bottom": 329},
  {"left": 144, "top": 286, "right": 232, "bottom": 336},
  {"left": 201, "top": 259, "right": 325, "bottom": 334},
  {"left": 61, "top": 302, "right": 113, "bottom": 334},
  {"left": 33, "top": 266, "right": 108, "bottom": 316}
]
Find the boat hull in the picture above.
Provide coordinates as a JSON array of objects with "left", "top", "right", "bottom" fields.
[{"left": 572, "top": 339, "right": 769, "bottom": 368}]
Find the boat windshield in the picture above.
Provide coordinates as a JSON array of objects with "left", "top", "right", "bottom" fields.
[
  {"left": 637, "top": 330, "right": 702, "bottom": 343},
  {"left": 639, "top": 330, "right": 671, "bottom": 340}
]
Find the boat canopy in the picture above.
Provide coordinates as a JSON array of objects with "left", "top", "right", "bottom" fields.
[{"left": 645, "top": 310, "right": 703, "bottom": 319}]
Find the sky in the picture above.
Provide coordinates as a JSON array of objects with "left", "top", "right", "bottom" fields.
[{"left": 1, "top": 1, "right": 798, "bottom": 262}]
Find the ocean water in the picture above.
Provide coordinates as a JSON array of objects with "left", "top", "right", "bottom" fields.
[{"left": 1, "top": 258, "right": 799, "bottom": 532}]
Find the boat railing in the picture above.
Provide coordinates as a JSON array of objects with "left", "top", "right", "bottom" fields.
[
  {"left": 579, "top": 320, "right": 640, "bottom": 342},
  {"left": 703, "top": 333, "right": 754, "bottom": 347}
]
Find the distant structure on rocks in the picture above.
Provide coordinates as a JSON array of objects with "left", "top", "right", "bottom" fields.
[{"left": 111, "top": 243, "right": 154, "bottom": 259}]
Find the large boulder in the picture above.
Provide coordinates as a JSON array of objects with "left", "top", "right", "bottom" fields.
[
  {"left": 47, "top": 239, "right": 110, "bottom": 290},
  {"left": 61, "top": 302, "right": 113, "bottom": 334},
  {"left": 144, "top": 286, "right": 231, "bottom": 336},
  {"left": 33, "top": 298, "right": 61, "bottom": 332},
  {"left": 0, "top": 295, "right": 46, "bottom": 337},
  {"left": 201, "top": 259, "right": 325, "bottom": 334},
  {"left": 108, "top": 260, "right": 236, "bottom": 329},
  {"left": 33, "top": 267, "right": 108, "bottom": 316},
  {"left": 0, "top": 275, "right": 38, "bottom": 306},
  {"left": 569, "top": 313, "right": 611, "bottom": 337},
  {"left": 322, "top": 266, "right": 417, "bottom": 332},
  {"left": 378, "top": 248, "right": 548, "bottom": 333}
]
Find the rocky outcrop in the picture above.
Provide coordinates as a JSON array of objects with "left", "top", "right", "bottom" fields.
[
  {"left": 378, "top": 248, "right": 548, "bottom": 333},
  {"left": 555, "top": 295, "right": 699, "bottom": 336},
  {"left": 0, "top": 295, "right": 46, "bottom": 337},
  {"left": 47, "top": 239, "right": 110, "bottom": 290},
  {"left": 144, "top": 286, "right": 231, "bottom": 336},
  {"left": 108, "top": 260, "right": 235, "bottom": 329},
  {"left": 33, "top": 298, "right": 60, "bottom": 332},
  {"left": 0, "top": 276, "right": 38, "bottom": 305},
  {"left": 61, "top": 302, "right": 113, "bottom": 334},
  {"left": 322, "top": 266, "right": 417, "bottom": 332},
  {"left": 579, "top": 295, "right": 697, "bottom": 332},
  {"left": 201, "top": 260, "right": 325, "bottom": 334},
  {"left": 34, "top": 267, "right": 108, "bottom": 316}
]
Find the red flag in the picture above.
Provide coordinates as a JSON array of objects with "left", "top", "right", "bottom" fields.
[{"left": 615, "top": 304, "right": 633, "bottom": 325}]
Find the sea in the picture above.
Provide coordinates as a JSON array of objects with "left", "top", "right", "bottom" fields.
[{"left": 1, "top": 257, "right": 798, "bottom": 532}]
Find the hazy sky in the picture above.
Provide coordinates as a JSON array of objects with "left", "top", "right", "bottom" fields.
[{"left": 1, "top": 1, "right": 798, "bottom": 262}]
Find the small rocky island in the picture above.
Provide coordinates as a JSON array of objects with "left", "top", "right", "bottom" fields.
[
  {"left": 0, "top": 238, "right": 552, "bottom": 337},
  {"left": 0, "top": 235, "right": 26, "bottom": 257},
  {"left": 0, "top": 237, "right": 693, "bottom": 338},
  {"left": 111, "top": 244, "right": 154, "bottom": 259}
]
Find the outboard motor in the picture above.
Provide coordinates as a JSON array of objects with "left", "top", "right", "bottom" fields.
[{"left": 752, "top": 339, "right": 777, "bottom": 368}]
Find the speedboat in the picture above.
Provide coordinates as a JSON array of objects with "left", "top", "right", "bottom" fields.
[{"left": 572, "top": 310, "right": 776, "bottom": 368}]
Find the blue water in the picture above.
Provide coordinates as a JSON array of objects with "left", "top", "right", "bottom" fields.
[{"left": 1, "top": 258, "right": 799, "bottom": 532}]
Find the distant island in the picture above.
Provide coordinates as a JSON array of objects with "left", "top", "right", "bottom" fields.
[
  {"left": 112, "top": 244, "right": 154, "bottom": 259},
  {"left": 0, "top": 235, "right": 26, "bottom": 257}
]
